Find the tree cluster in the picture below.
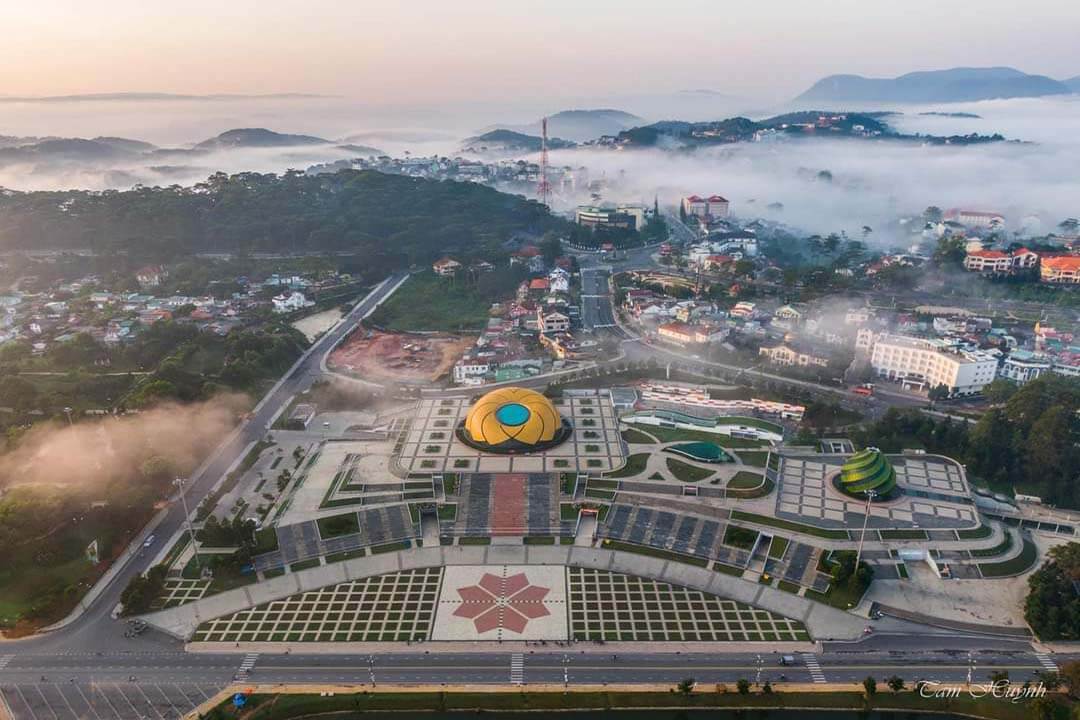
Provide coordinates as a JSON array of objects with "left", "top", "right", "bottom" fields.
[{"left": 1024, "top": 542, "right": 1080, "bottom": 641}]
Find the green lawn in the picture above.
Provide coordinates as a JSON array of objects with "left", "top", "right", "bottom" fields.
[
  {"left": 879, "top": 529, "right": 928, "bottom": 540},
  {"left": 723, "top": 525, "right": 759, "bottom": 550},
  {"left": 665, "top": 458, "right": 713, "bottom": 483},
  {"left": 727, "top": 470, "right": 765, "bottom": 490},
  {"left": 205, "top": 689, "right": 1058, "bottom": 720},
  {"left": 970, "top": 531, "right": 1013, "bottom": 558},
  {"left": 602, "top": 539, "right": 709, "bottom": 567},
  {"left": 605, "top": 453, "right": 650, "bottom": 478},
  {"left": 367, "top": 270, "right": 508, "bottom": 332},
  {"left": 620, "top": 428, "right": 657, "bottom": 444},
  {"left": 713, "top": 416, "right": 785, "bottom": 433},
  {"left": 734, "top": 451, "right": 770, "bottom": 467},
  {"left": 730, "top": 510, "right": 849, "bottom": 540},
  {"left": 978, "top": 537, "right": 1039, "bottom": 577},
  {"left": 457, "top": 536, "right": 491, "bottom": 545},
  {"left": 626, "top": 423, "right": 767, "bottom": 448},
  {"left": 957, "top": 524, "right": 993, "bottom": 540},
  {"left": 437, "top": 504, "right": 458, "bottom": 520},
  {"left": 768, "top": 535, "right": 790, "bottom": 559}
]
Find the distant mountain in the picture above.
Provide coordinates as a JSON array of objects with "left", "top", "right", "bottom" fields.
[
  {"left": 797, "top": 67, "right": 1070, "bottom": 103},
  {"left": 194, "top": 128, "right": 331, "bottom": 150},
  {"left": 604, "top": 110, "right": 1003, "bottom": 149},
  {"left": 488, "top": 109, "right": 644, "bottom": 143},
  {"left": 0, "top": 137, "right": 150, "bottom": 164},
  {"left": 460, "top": 129, "right": 575, "bottom": 155},
  {"left": 334, "top": 143, "right": 384, "bottom": 156},
  {"left": 1065, "top": 76, "right": 1080, "bottom": 92}
]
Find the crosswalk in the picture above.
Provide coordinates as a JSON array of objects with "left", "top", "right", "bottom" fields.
[
  {"left": 509, "top": 653, "right": 524, "bottom": 685},
  {"left": 1035, "top": 652, "right": 1058, "bottom": 673},
  {"left": 236, "top": 653, "right": 259, "bottom": 680},
  {"left": 0, "top": 655, "right": 12, "bottom": 670},
  {"left": 802, "top": 653, "right": 826, "bottom": 683}
]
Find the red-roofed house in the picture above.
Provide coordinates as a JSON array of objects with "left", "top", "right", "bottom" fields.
[
  {"left": 682, "top": 195, "right": 729, "bottom": 218},
  {"left": 528, "top": 278, "right": 550, "bottom": 293},
  {"left": 657, "top": 321, "right": 697, "bottom": 346},
  {"left": 963, "top": 248, "right": 1040, "bottom": 274},
  {"left": 1041, "top": 256, "right": 1080, "bottom": 284}
]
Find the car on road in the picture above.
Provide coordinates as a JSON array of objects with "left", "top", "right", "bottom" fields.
[{"left": 142, "top": 534, "right": 156, "bottom": 549}]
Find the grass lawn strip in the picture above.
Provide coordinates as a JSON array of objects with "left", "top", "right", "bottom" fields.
[{"left": 730, "top": 510, "right": 849, "bottom": 540}]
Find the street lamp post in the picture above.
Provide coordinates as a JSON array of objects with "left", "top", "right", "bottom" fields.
[
  {"left": 174, "top": 478, "right": 201, "bottom": 574},
  {"left": 854, "top": 489, "right": 877, "bottom": 572}
]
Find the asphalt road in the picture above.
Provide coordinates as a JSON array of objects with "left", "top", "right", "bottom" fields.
[
  {"left": 1, "top": 644, "right": 1072, "bottom": 720},
  {"left": 6, "top": 273, "right": 410, "bottom": 660},
  {"left": 580, "top": 267, "right": 618, "bottom": 330}
]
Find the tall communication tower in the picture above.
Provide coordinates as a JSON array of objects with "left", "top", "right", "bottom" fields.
[{"left": 536, "top": 117, "right": 552, "bottom": 207}]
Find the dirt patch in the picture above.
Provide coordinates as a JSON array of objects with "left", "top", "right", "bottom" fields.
[{"left": 328, "top": 325, "right": 474, "bottom": 384}]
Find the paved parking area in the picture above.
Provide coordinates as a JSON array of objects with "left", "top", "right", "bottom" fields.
[
  {"left": 193, "top": 568, "right": 442, "bottom": 643},
  {"left": 1, "top": 682, "right": 220, "bottom": 720},
  {"left": 567, "top": 568, "right": 810, "bottom": 642},
  {"left": 776, "top": 456, "right": 977, "bottom": 530}
]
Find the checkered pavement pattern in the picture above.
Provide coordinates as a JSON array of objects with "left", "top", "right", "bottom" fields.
[
  {"left": 192, "top": 567, "right": 443, "bottom": 643},
  {"left": 567, "top": 567, "right": 810, "bottom": 642}
]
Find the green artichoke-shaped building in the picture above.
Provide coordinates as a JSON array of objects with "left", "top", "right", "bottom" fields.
[{"left": 840, "top": 448, "right": 896, "bottom": 496}]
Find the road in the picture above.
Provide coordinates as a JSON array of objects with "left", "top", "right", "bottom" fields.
[
  {"left": 1, "top": 642, "right": 1072, "bottom": 720},
  {"left": 5, "top": 273, "right": 410, "bottom": 661},
  {"left": 580, "top": 267, "right": 618, "bottom": 331}
]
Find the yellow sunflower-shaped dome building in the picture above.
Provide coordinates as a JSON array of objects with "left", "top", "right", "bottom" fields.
[{"left": 458, "top": 387, "right": 570, "bottom": 453}]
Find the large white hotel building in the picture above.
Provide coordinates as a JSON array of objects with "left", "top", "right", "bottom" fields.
[{"left": 870, "top": 334, "right": 998, "bottom": 396}]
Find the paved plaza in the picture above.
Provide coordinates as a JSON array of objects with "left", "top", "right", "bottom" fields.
[
  {"left": 399, "top": 395, "right": 625, "bottom": 473},
  {"left": 192, "top": 568, "right": 441, "bottom": 643},
  {"left": 431, "top": 565, "right": 568, "bottom": 641},
  {"left": 776, "top": 455, "right": 978, "bottom": 530},
  {"left": 568, "top": 568, "right": 809, "bottom": 642}
]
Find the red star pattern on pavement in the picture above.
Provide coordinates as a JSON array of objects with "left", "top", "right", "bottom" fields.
[{"left": 452, "top": 572, "right": 551, "bottom": 634}]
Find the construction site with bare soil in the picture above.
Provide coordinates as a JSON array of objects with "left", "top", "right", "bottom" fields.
[{"left": 327, "top": 324, "right": 474, "bottom": 385}]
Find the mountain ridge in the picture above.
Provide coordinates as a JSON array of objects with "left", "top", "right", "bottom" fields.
[{"left": 797, "top": 66, "right": 1072, "bottom": 103}]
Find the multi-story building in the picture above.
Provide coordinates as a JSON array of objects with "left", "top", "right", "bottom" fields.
[
  {"left": 575, "top": 204, "right": 646, "bottom": 231},
  {"left": 999, "top": 351, "right": 1051, "bottom": 385},
  {"left": 963, "top": 248, "right": 1039, "bottom": 274},
  {"left": 758, "top": 343, "right": 829, "bottom": 368},
  {"left": 1040, "top": 256, "right": 1080, "bottom": 284},
  {"left": 944, "top": 209, "right": 1005, "bottom": 229},
  {"left": 870, "top": 334, "right": 999, "bottom": 395},
  {"left": 657, "top": 321, "right": 697, "bottom": 346},
  {"left": 682, "top": 195, "right": 729, "bottom": 219},
  {"left": 538, "top": 310, "right": 570, "bottom": 335}
]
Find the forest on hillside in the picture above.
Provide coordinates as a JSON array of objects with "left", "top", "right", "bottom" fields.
[{"left": 0, "top": 169, "right": 570, "bottom": 270}]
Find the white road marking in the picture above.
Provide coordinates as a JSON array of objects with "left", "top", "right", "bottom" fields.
[
  {"left": 509, "top": 654, "right": 524, "bottom": 685},
  {"left": 1035, "top": 652, "right": 1058, "bottom": 673},
  {"left": 802, "top": 653, "right": 826, "bottom": 683}
]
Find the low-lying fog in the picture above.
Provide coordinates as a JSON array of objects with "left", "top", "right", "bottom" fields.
[{"left": 0, "top": 94, "right": 1077, "bottom": 240}]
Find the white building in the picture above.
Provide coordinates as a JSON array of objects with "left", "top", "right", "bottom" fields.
[
  {"left": 548, "top": 268, "right": 570, "bottom": 294},
  {"left": 453, "top": 360, "right": 492, "bottom": 385},
  {"left": 870, "top": 334, "right": 999, "bottom": 396},
  {"left": 999, "top": 352, "right": 1051, "bottom": 385},
  {"left": 272, "top": 291, "right": 309, "bottom": 313},
  {"left": 944, "top": 209, "right": 1005, "bottom": 230},
  {"left": 538, "top": 310, "right": 570, "bottom": 334},
  {"left": 682, "top": 195, "right": 729, "bottom": 219}
]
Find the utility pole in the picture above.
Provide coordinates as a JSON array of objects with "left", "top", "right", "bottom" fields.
[
  {"left": 563, "top": 654, "right": 569, "bottom": 688},
  {"left": 755, "top": 654, "right": 763, "bottom": 687},
  {"left": 853, "top": 489, "right": 877, "bottom": 573},
  {"left": 174, "top": 478, "right": 201, "bottom": 573},
  {"left": 966, "top": 651, "right": 975, "bottom": 688},
  {"left": 368, "top": 654, "right": 376, "bottom": 686}
]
